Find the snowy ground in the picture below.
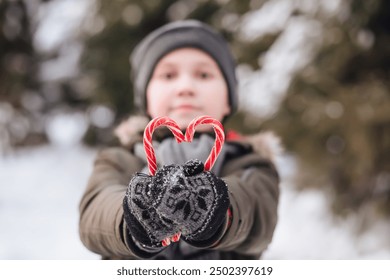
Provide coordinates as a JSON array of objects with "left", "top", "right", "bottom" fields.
[
  {"left": 264, "top": 159, "right": 390, "bottom": 259},
  {"left": 0, "top": 144, "right": 99, "bottom": 259},
  {"left": 1, "top": 141, "right": 389, "bottom": 259}
]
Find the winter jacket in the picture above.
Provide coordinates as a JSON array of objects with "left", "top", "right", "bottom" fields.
[{"left": 79, "top": 116, "right": 280, "bottom": 260}]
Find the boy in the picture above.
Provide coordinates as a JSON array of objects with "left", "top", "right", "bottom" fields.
[{"left": 79, "top": 20, "right": 280, "bottom": 259}]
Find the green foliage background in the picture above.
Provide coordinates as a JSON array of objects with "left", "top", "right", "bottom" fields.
[{"left": 1, "top": 0, "right": 389, "bottom": 214}]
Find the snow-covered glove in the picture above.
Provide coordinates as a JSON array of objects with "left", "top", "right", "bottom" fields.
[
  {"left": 155, "top": 159, "right": 230, "bottom": 243},
  {"left": 123, "top": 172, "right": 179, "bottom": 248}
]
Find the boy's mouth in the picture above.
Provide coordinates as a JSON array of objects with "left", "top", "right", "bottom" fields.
[{"left": 171, "top": 105, "right": 200, "bottom": 111}]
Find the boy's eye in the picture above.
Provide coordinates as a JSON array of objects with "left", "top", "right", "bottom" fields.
[
  {"left": 159, "top": 72, "right": 176, "bottom": 79},
  {"left": 198, "top": 71, "right": 212, "bottom": 79}
]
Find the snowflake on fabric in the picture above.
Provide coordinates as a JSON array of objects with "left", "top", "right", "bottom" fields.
[{"left": 166, "top": 178, "right": 213, "bottom": 221}]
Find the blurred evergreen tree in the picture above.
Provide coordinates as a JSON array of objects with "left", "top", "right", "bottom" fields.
[
  {"left": 262, "top": 0, "right": 390, "bottom": 214},
  {"left": 2, "top": 0, "right": 388, "bottom": 215},
  {"left": 0, "top": 0, "right": 48, "bottom": 151}
]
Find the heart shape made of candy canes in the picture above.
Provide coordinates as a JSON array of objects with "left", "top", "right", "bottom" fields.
[
  {"left": 143, "top": 115, "right": 225, "bottom": 176},
  {"left": 142, "top": 115, "right": 225, "bottom": 246}
]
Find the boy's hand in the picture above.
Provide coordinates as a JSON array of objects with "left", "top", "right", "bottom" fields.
[
  {"left": 155, "top": 159, "right": 230, "bottom": 243},
  {"left": 123, "top": 173, "right": 179, "bottom": 247},
  {"left": 123, "top": 159, "right": 230, "bottom": 248}
]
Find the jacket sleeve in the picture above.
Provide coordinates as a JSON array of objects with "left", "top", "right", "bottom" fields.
[
  {"left": 79, "top": 147, "right": 146, "bottom": 259},
  {"left": 214, "top": 153, "right": 280, "bottom": 257}
]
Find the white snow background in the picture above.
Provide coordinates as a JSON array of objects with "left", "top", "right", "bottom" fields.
[{"left": 1, "top": 0, "right": 389, "bottom": 259}]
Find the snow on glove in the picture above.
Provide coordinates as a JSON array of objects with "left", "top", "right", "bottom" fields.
[
  {"left": 123, "top": 172, "right": 180, "bottom": 248},
  {"left": 155, "top": 159, "right": 230, "bottom": 242}
]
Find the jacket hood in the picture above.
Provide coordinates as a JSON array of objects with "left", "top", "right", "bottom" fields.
[{"left": 114, "top": 116, "right": 282, "bottom": 163}]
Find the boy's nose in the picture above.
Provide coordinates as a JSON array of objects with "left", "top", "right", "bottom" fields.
[
  {"left": 174, "top": 75, "right": 196, "bottom": 96},
  {"left": 177, "top": 88, "right": 195, "bottom": 97}
]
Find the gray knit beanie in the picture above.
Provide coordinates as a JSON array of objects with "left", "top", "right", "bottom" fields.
[{"left": 130, "top": 20, "right": 238, "bottom": 117}]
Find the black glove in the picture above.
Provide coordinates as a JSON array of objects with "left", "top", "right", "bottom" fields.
[
  {"left": 123, "top": 159, "right": 230, "bottom": 248},
  {"left": 155, "top": 159, "right": 230, "bottom": 243},
  {"left": 123, "top": 172, "right": 180, "bottom": 248}
]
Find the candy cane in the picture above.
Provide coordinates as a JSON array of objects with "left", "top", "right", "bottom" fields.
[
  {"left": 185, "top": 116, "right": 225, "bottom": 171},
  {"left": 143, "top": 116, "right": 184, "bottom": 176},
  {"left": 143, "top": 115, "right": 225, "bottom": 246}
]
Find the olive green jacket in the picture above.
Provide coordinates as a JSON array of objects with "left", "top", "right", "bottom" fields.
[{"left": 79, "top": 116, "right": 280, "bottom": 259}]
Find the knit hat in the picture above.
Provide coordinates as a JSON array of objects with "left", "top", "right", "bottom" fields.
[{"left": 130, "top": 20, "right": 238, "bottom": 117}]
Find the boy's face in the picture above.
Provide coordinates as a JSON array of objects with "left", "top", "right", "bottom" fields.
[{"left": 146, "top": 48, "right": 231, "bottom": 129}]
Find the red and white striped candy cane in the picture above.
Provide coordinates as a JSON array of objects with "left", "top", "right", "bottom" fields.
[
  {"left": 143, "top": 116, "right": 184, "bottom": 176},
  {"left": 185, "top": 115, "right": 225, "bottom": 171},
  {"left": 143, "top": 115, "right": 225, "bottom": 247}
]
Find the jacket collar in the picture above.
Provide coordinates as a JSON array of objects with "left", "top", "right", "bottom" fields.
[{"left": 114, "top": 115, "right": 282, "bottom": 163}]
